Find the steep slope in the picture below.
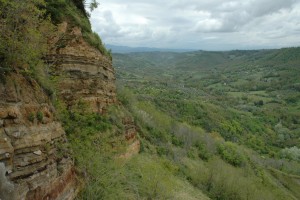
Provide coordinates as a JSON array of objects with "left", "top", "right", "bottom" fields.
[
  {"left": 0, "top": 73, "right": 77, "bottom": 200},
  {"left": 47, "top": 22, "right": 116, "bottom": 113},
  {"left": 0, "top": 1, "right": 119, "bottom": 199}
]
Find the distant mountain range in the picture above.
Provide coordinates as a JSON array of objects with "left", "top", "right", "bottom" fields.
[{"left": 106, "top": 44, "right": 196, "bottom": 53}]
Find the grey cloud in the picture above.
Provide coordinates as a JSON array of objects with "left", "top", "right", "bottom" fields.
[
  {"left": 90, "top": 0, "right": 300, "bottom": 50},
  {"left": 92, "top": 11, "right": 124, "bottom": 38},
  {"left": 248, "top": 0, "right": 297, "bottom": 17},
  {"left": 192, "top": 0, "right": 298, "bottom": 33}
]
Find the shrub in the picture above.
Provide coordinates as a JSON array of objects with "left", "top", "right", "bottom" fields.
[
  {"left": 0, "top": 0, "right": 54, "bottom": 71},
  {"left": 171, "top": 135, "right": 183, "bottom": 147},
  {"left": 28, "top": 112, "right": 35, "bottom": 122},
  {"left": 254, "top": 100, "right": 264, "bottom": 106},
  {"left": 37, "top": 111, "right": 44, "bottom": 122},
  {"left": 217, "top": 142, "right": 245, "bottom": 167},
  {"left": 280, "top": 146, "right": 300, "bottom": 161},
  {"left": 195, "top": 141, "right": 211, "bottom": 161}
]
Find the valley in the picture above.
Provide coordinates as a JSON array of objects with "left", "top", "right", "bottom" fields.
[
  {"left": 0, "top": 0, "right": 299, "bottom": 199},
  {"left": 112, "top": 48, "right": 300, "bottom": 199}
]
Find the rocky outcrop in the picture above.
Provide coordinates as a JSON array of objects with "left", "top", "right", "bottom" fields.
[
  {"left": 47, "top": 22, "right": 117, "bottom": 113},
  {"left": 119, "top": 117, "right": 140, "bottom": 159},
  {"left": 0, "top": 20, "right": 137, "bottom": 199},
  {"left": 0, "top": 73, "right": 77, "bottom": 200}
]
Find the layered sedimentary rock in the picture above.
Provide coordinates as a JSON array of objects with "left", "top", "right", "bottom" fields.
[
  {"left": 0, "top": 73, "right": 77, "bottom": 200},
  {"left": 47, "top": 22, "right": 117, "bottom": 113},
  {"left": 0, "top": 20, "right": 138, "bottom": 199}
]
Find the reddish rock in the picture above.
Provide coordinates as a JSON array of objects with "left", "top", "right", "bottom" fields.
[
  {"left": 0, "top": 73, "right": 78, "bottom": 200},
  {"left": 119, "top": 117, "right": 140, "bottom": 159}
]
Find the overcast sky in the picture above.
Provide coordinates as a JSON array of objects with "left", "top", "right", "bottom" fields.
[{"left": 89, "top": 0, "right": 300, "bottom": 50}]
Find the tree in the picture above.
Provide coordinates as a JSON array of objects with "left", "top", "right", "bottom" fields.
[
  {"left": 72, "top": 0, "right": 99, "bottom": 16},
  {"left": 280, "top": 146, "right": 300, "bottom": 161},
  {"left": 88, "top": 0, "right": 99, "bottom": 12},
  {"left": 0, "top": 0, "right": 54, "bottom": 73}
]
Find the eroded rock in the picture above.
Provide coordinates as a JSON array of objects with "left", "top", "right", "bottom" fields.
[
  {"left": 0, "top": 73, "right": 77, "bottom": 200},
  {"left": 47, "top": 22, "right": 117, "bottom": 113}
]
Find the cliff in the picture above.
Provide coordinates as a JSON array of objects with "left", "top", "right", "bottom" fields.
[
  {"left": 0, "top": 73, "right": 77, "bottom": 200},
  {"left": 47, "top": 22, "right": 117, "bottom": 113},
  {"left": 0, "top": 0, "right": 141, "bottom": 198},
  {"left": 0, "top": 22, "right": 139, "bottom": 200}
]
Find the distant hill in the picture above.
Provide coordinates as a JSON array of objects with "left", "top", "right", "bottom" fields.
[
  {"left": 114, "top": 47, "right": 300, "bottom": 149},
  {"left": 113, "top": 46, "right": 300, "bottom": 200},
  {"left": 106, "top": 44, "right": 196, "bottom": 53}
]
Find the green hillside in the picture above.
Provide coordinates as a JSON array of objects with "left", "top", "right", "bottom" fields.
[
  {"left": 115, "top": 48, "right": 300, "bottom": 152},
  {"left": 113, "top": 47, "right": 300, "bottom": 199}
]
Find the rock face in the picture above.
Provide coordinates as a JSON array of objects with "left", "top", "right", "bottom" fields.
[
  {"left": 0, "top": 73, "right": 77, "bottom": 200},
  {"left": 0, "top": 22, "right": 136, "bottom": 199},
  {"left": 119, "top": 117, "right": 140, "bottom": 159},
  {"left": 47, "top": 22, "right": 117, "bottom": 113}
]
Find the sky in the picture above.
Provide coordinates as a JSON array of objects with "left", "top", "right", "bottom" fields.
[{"left": 89, "top": 0, "right": 300, "bottom": 50}]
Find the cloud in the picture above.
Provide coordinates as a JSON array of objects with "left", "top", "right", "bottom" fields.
[
  {"left": 195, "top": 19, "right": 223, "bottom": 32},
  {"left": 89, "top": 0, "right": 300, "bottom": 50}
]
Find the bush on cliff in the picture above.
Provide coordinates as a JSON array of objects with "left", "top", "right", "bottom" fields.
[{"left": 0, "top": 0, "right": 54, "bottom": 71}]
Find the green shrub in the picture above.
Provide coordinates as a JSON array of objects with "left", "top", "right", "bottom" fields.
[
  {"left": 254, "top": 100, "right": 264, "bottom": 106},
  {"left": 37, "top": 111, "right": 44, "bottom": 122},
  {"left": 171, "top": 135, "right": 184, "bottom": 147},
  {"left": 195, "top": 141, "right": 211, "bottom": 161},
  {"left": 45, "top": 0, "right": 68, "bottom": 23},
  {"left": 280, "top": 146, "right": 300, "bottom": 161},
  {"left": 0, "top": 0, "right": 54, "bottom": 71},
  {"left": 217, "top": 142, "right": 245, "bottom": 167},
  {"left": 28, "top": 112, "right": 35, "bottom": 122}
]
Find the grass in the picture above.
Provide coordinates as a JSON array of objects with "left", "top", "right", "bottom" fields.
[{"left": 269, "top": 168, "right": 300, "bottom": 199}]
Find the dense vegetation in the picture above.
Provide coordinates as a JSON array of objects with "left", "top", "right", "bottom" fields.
[
  {"left": 54, "top": 48, "right": 300, "bottom": 199},
  {"left": 0, "top": 0, "right": 110, "bottom": 79},
  {"left": 112, "top": 48, "right": 300, "bottom": 199},
  {"left": 0, "top": 0, "right": 111, "bottom": 94},
  {"left": 115, "top": 49, "right": 300, "bottom": 155},
  {"left": 0, "top": 0, "right": 54, "bottom": 76}
]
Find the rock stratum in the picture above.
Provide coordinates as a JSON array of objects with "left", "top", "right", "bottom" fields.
[
  {"left": 0, "top": 21, "right": 138, "bottom": 199},
  {"left": 47, "top": 22, "right": 117, "bottom": 113},
  {"left": 0, "top": 22, "right": 118, "bottom": 199},
  {"left": 0, "top": 73, "right": 77, "bottom": 200}
]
